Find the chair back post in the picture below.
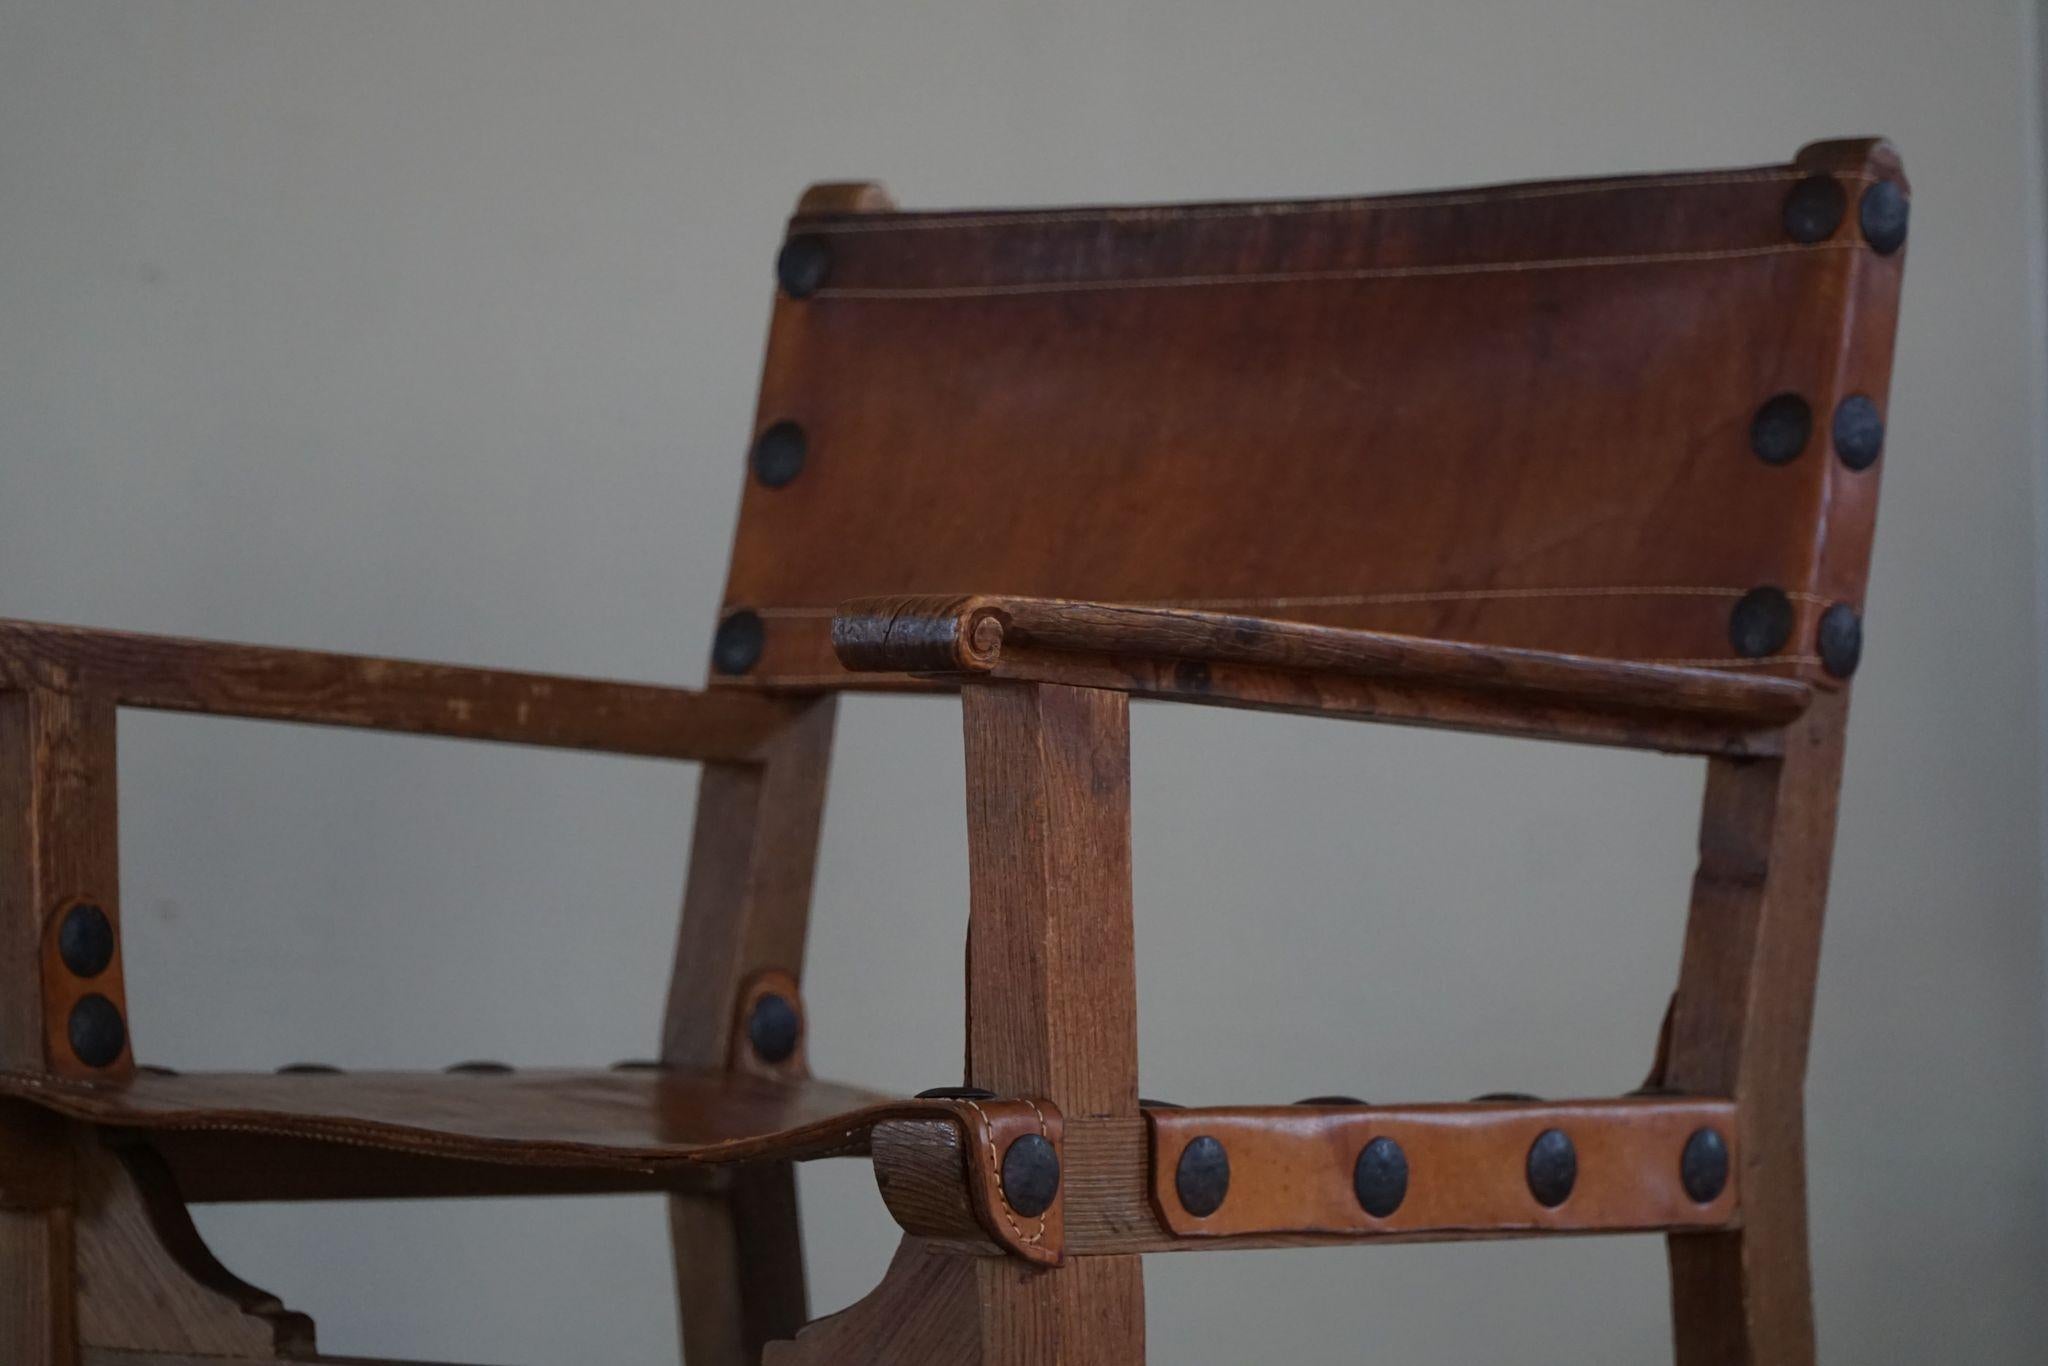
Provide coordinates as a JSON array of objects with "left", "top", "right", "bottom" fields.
[{"left": 661, "top": 694, "right": 838, "bottom": 1365}]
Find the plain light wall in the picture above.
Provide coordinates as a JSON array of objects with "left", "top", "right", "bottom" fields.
[{"left": 3, "top": 2, "right": 2043, "bottom": 1362}]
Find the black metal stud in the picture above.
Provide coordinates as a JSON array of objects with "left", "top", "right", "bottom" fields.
[
  {"left": 746, "top": 992, "right": 801, "bottom": 1064},
  {"left": 1728, "top": 587, "right": 1794, "bottom": 659},
  {"left": 1472, "top": 1092, "right": 1541, "bottom": 1103},
  {"left": 57, "top": 902, "right": 115, "bottom": 978},
  {"left": 67, "top": 994, "right": 126, "bottom": 1069},
  {"left": 752, "top": 421, "right": 807, "bottom": 489},
  {"left": 446, "top": 1060, "right": 514, "bottom": 1074},
  {"left": 1294, "top": 1095, "right": 1365, "bottom": 1106},
  {"left": 1749, "top": 393, "right": 1812, "bottom": 466},
  {"left": 1681, "top": 1126, "right": 1731, "bottom": 1203},
  {"left": 1859, "top": 180, "right": 1909, "bottom": 255},
  {"left": 1000, "top": 1133, "right": 1061, "bottom": 1218},
  {"left": 1353, "top": 1135, "right": 1410, "bottom": 1218},
  {"left": 776, "top": 235, "right": 831, "bottom": 299},
  {"left": 1817, "top": 603, "right": 1863, "bottom": 680},
  {"left": 1525, "top": 1128, "right": 1577, "bottom": 1208},
  {"left": 1781, "top": 175, "right": 1846, "bottom": 244},
  {"left": 612, "top": 1059, "right": 665, "bottom": 1072},
  {"left": 916, "top": 1085, "right": 997, "bottom": 1101},
  {"left": 1831, "top": 394, "right": 1885, "bottom": 471},
  {"left": 1175, "top": 1135, "right": 1231, "bottom": 1218},
  {"left": 277, "top": 1063, "right": 343, "bottom": 1074},
  {"left": 712, "top": 609, "right": 765, "bottom": 676}
]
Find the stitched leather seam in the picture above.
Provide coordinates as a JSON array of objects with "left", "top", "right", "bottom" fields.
[
  {"left": 962, "top": 1098, "right": 1049, "bottom": 1247},
  {"left": 801, "top": 170, "right": 1881, "bottom": 234},
  {"left": 753, "top": 587, "right": 1832, "bottom": 619},
  {"left": 814, "top": 242, "right": 1860, "bottom": 301}
]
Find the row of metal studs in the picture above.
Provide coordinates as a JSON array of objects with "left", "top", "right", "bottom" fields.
[{"left": 1169, "top": 1122, "right": 1732, "bottom": 1223}]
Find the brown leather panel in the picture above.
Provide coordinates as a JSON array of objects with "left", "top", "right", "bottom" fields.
[
  {"left": 1147, "top": 1098, "right": 1736, "bottom": 1239},
  {"left": 720, "top": 140, "right": 1905, "bottom": 690},
  {"left": 0, "top": 1067, "right": 956, "bottom": 1172}
]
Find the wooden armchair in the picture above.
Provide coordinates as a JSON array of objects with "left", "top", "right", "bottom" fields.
[{"left": 0, "top": 138, "right": 1908, "bottom": 1365}]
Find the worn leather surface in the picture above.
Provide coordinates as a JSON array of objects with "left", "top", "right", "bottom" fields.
[
  {"left": 0, "top": 1067, "right": 925, "bottom": 1170},
  {"left": 1147, "top": 1098, "right": 1737, "bottom": 1238},
  {"left": 955, "top": 1096, "right": 1066, "bottom": 1266},
  {"left": 720, "top": 140, "right": 1905, "bottom": 690}
]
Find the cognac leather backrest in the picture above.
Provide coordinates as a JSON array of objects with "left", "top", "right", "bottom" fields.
[{"left": 714, "top": 139, "right": 1907, "bottom": 690}]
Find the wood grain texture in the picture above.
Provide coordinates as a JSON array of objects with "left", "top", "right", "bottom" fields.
[
  {"left": 723, "top": 140, "right": 1906, "bottom": 693},
  {"left": 0, "top": 618, "right": 803, "bottom": 764},
  {"left": 73, "top": 1140, "right": 310, "bottom": 1358},
  {"left": 835, "top": 593, "right": 1809, "bottom": 755},
  {"left": 1663, "top": 689, "right": 1850, "bottom": 1365},
  {"left": 2, "top": 688, "right": 131, "bottom": 1079},
  {"left": 963, "top": 683, "right": 1137, "bottom": 1114},
  {"left": 762, "top": 1237, "right": 979, "bottom": 1365},
  {"left": 0, "top": 1208, "right": 76, "bottom": 1366},
  {"left": 662, "top": 697, "right": 835, "bottom": 1364},
  {"left": 962, "top": 680, "right": 1145, "bottom": 1361}
]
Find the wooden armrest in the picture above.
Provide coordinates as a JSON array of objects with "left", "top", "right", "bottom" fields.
[
  {"left": 832, "top": 594, "right": 1810, "bottom": 755},
  {"left": 0, "top": 618, "right": 805, "bottom": 763}
]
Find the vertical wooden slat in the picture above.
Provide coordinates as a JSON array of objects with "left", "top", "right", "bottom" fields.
[
  {"left": 1664, "top": 690, "right": 1850, "bottom": 1366},
  {"left": 0, "top": 1208, "right": 77, "bottom": 1366},
  {"left": 3, "top": 687, "right": 130, "bottom": 1077},
  {"left": 962, "top": 681, "right": 1145, "bottom": 1365},
  {"left": 2, "top": 685, "right": 127, "bottom": 1365},
  {"left": 661, "top": 697, "right": 836, "bottom": 1365}
]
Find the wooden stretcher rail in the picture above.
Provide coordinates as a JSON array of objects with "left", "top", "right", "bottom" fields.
[
  {"left": 874, "top": 1095, "right": 1738, "bottom": 1255},
  {"left": 0, "top": 617, "right": 805, "bottom": 763},
  {"left": 832, "top": 595, "right": 1810, "bottom": 756}
]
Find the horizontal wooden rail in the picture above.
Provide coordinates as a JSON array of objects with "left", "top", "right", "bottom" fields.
[
  {"left": 834, "top": 594, "right": 1810, "bottom": 756},
  {"left": 875, "top": 1095, "right": 1738, "bottom": 1255},
  {"left": 0, "top": 618, "right": 804, "bottom": 763}
]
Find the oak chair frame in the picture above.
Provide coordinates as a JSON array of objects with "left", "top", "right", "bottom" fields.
[{"left": 0, "top": 138, "right": 1906, "bottom": 1365}]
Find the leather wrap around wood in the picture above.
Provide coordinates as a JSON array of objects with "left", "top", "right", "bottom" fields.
[{"left": 719, "top": 139, "right": 1904, "bottom": 692}]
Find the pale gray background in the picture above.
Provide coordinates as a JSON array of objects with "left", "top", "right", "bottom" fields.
[{"left": 4, "top": 2, "right": 2045, "bottom": 1362}]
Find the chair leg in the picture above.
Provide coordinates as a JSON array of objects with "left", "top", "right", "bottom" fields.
[
  {"left": 1669, "top": 1192, "right": 1815, "bottom": 1365},
  {"left": 662, "top": 699, "right": 836, "bottom": 1364},
  {"left": 1663, "top": 692, "right": 1847, "bottom": 1366},
  {"left": 0, "top": 1207, "right": 77, "bottom": 1366},
  {"left": 958, "top": 680, "right": 1147, "bottom": 1365},
  {"left": 671, "top": 1166, "right": 808, "bottom": 1365}
]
